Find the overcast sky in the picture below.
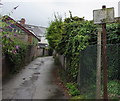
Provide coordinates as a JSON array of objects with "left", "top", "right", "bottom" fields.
[{"left": 1, "top": 0, "right": 120, "bottom": 27}]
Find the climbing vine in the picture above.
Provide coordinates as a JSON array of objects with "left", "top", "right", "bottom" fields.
[
  {"left": 46, "top": 12, "right": 97, "bottom": 81},
  {"left": 60, "top": 19, "right": 97, "bottom": 81},
  {"left": 46, "top": 12, "right": 120, "bottom": 82}
]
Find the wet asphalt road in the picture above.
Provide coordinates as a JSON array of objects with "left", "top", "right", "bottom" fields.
[{"left": 2, "top": 56, "right": 67, "bottom": 99}]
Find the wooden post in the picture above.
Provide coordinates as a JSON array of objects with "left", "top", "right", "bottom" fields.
[
  {"left": 96, "top": 28, "right": 102, "bottom": 99},
  {"left": 102, "top": 5, "right": 108, "bottom": 100}
]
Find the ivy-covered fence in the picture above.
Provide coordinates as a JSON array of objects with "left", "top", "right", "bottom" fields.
[{"left": 46, "top": 13, "right": 120, "bottom": 99}]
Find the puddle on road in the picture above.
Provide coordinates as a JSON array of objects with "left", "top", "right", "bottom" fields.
[
  {"left": 28, "top": 63, "right": 42, "bottom": 70},
  {"left": 34, "top": 72, "right": 40, "bottom": 75},
  {"left": 29, "top": 67, "right": 38, "bottom": 70},
  {"left": 28, "top": 66, "right": 41, "bottom": 71},
  {"left": 34, "top": 63, "right": 41, "bottom": 66}
]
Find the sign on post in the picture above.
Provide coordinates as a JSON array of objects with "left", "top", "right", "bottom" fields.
[
  {"left": 94, "top": 5, "right": 115, "bottom": 99},
  {"left": 93, "top": 7, "right": 114, "bottom": 24}
]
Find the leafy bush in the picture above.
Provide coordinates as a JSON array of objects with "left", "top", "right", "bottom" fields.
[
  {"left": 46, "top": 14, "right": 63, "bottom": 50},
  {"left": 101, "top": 80, "right": 120, "bottom": 99},
  {"left": 107, "top": 23, "right": 120, "bottom": 44},
  {"left": 46, "top": 12, "right": 97, "bottom": 82},
  {"left": 3, "top": 36, "right": 28, "bottom": 73},
  {"left": 57, "top": 13, "right": 97, "bottom": 81},
  {"left": 2, "top": 16, "right": 29, "bottom": 73},
  {"left": 108, "top": 80, "right": 120, "bottom": 98},
  {"left": 66, "top": 83, "right": 80, "bottom": 96}
]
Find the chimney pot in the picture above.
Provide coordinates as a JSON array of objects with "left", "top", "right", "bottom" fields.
[{"left": 20, "top": 18, "right": 25, "bottom": 24}]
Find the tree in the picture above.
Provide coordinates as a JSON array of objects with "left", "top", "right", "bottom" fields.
[{"left": 46, "top": 15, "right": 64, "bottom": 50}]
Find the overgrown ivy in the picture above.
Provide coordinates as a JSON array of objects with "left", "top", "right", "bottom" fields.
[
  {"left": 107, "top": 23, "right": 120, "bottom": 44},
  {"left": 46, "top": 12, "right": 120, "bottom": 99},
  {"left": 46, "top": 12, "right": 97, "bottom": 81}
]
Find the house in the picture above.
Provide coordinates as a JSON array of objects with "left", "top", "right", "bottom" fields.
[
  {"left": 19, "top": 19, "right": 49, "bottom": 56},
  {"left": 23, "top": 24, "right": 48, "bottom": 46},
  {"left": 2, "top": 15, "right": 44, "bottom": 63},
  {"left": 2, "top": 15, "right": 49, "bottom": 56},
  {"left": 2, "top": 16, "right": 41, "bottom": 45}
]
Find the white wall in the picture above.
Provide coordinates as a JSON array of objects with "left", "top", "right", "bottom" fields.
[{"left": 40, "top": 37, "right": 48, "bottom": 44}]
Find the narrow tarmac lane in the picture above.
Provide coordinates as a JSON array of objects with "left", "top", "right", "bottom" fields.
[{"left": 3, "top": 56, "right": 67, "bottom": 99}]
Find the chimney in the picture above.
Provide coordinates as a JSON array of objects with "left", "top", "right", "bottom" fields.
[{"left": 19, "top": 18, "right": 25, "bottom": 25}]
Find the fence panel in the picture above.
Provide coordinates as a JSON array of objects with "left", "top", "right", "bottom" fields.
[
  {"left": 106, "top": 44, "right": 120, "bottom": 99},
  {"left": 79, "top": 45, "right": 97, "bottom": 99},
  {"left": 78, "top": 44, "right": 120, "bottom": 99}
]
